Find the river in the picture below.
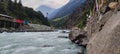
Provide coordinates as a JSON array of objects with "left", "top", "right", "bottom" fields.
[{"left": 0, "top": 31, "right": 82, "bottom": 54}]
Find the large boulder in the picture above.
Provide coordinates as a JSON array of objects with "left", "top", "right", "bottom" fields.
[
  {"left": 69, "top": 30, "right": 85, "bottom": 42},
  {"left": 69, "top": 30, "right": 88, "bottom": 46},
  {"left": 87, "top": 12, "right": 120, "bottom": 54}
]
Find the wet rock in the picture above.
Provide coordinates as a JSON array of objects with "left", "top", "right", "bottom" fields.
[
  {"left": 77, "top": 53, "right": 84, "bottom": 54},
  {"left": 77, "top": 49, "right": 84, "bottom": 54},
  {"left": 67, "top": 48, "right": 71, "bottom": 49},
  {"left": 69, "top": 30, "right": 86, "bottom": 41},
  {"left": 41, "top": 45, "right": 53, "bottom": 47},
  {"left": 0, "top": 31, "right": 2, "bottom": 33},
  {"left": 69, "top": 30, "right": 88, "bottom": 45},
  {"left": 60, "top": 30, "right": 70, "bottom": 33},
  {"left": 61, "top": 31, "right": 66, "bottom": 33},
  {"left": 58, "top": 36, "right": 68, "bottom": 39}
]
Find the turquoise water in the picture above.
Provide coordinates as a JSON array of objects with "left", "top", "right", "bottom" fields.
[{"left": 0, "top": 31, "right": 81, "bottom": 54}]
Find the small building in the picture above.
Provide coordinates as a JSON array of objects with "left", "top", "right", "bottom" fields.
[{"left": 0, "top": 14, "right": 26, "bottom": 30}]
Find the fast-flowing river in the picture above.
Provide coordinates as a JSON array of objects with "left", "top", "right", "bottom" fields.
[{"left": 0, "top": 31, "right": 82, "bottom": 54}]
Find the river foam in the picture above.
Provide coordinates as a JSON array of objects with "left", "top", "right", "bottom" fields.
[{"left": 0, "top": 31, "right": 80, "bottom": 54}]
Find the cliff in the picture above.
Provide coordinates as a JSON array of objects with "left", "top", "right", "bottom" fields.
[
  {"left": 68, "top": 1, "right": 120, "bottom": 54},
  {"left": 87, "top": 10, "right": 120, "bottom": 54},
  {"left": 86, "top": 0, "right": 120, "bottom": 53}
]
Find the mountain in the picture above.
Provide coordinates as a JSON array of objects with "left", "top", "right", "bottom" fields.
[
  {"left": 48, "top": 0, "right": 86, "bottom": 19},
  {"left": 63, "top": 0, "right": 93, "bottom": 29},
  {"left": 0, "top": 0, "right": 50, "bottom": 26},
  {"left": 50, "top": 0, "right": 93, "bottom": 29},
  {"left": 50, "top": 14, "right": 70, "bottom": 28},
  {"left": 36, "top": 5, "right": 55, "bottom": 17}
]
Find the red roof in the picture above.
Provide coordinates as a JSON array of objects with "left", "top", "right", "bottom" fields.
[{"left": 16, "top": 19, "right": 24, "bottom": 23}]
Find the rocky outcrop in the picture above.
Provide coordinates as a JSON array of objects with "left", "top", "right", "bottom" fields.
[
  {"left": 87, "top": 11, "right": 120, "bottom": 54},
  {"left": 109, "top": 2, "right": 118, "bottom": 10},
  {"left": 85, "top": 1, "right": 120, "bottom": 54},
  {"left": 68, "top": 1, "right": 120, "bottom": 54},
  {"left": 69, "top": 30, "right": 88, "bottom": 46},
  {"left": 69, "top": 30, "right": 88, "bottom": 54}
]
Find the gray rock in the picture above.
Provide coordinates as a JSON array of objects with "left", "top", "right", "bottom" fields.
[
  {"left": 69, "top": 30, "right": 88, "bottom": 46},
  {"left": 87, "top": 10, "right": 120, "bottom": 54}
]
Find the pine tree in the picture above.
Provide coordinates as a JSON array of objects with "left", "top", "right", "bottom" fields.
[
  {"left": 8, "top": 0, "right": 13, "bottom": 11},
  {"left": 18, "top": 0, "right": 22, "bottom": 6},
  {"left": 19, "top": 0, "right": 21, "bottom": 3},
  {"left": 1, "top": 0, "right": 4, "bottom": 2},
  {"left": 0, "top": 1, "right": 7, "bottom": 14}
]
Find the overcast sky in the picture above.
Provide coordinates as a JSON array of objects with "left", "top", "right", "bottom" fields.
[{"left": 20, "top": 0, "right": 69, "bottom": 10}]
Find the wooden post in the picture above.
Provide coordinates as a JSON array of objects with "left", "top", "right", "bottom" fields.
[
  {"left": 6, "top": 21, "right": 8, "bottom": 28},
  {"left": 19, "top": 23, "right": 21, "bottom": 30},
  {"left": 0, "top": 20, "right": 2, "bottom": 28},
  {"left": 14, "top": 22, "right": 16, "bottom": 29},
  {"left": 4, "top": 21, "right": 6, "bottom": 28}
]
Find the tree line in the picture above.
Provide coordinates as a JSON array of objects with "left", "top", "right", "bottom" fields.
[{"left": 0, "top": 0, "right": 50, "bottom": 26}]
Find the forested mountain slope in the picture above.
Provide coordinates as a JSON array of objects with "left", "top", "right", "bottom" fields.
[{"left": 0, "top": 0, "right": 50, "bottom": 26}]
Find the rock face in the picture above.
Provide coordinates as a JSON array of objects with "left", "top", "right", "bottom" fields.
[
  {"left": 109, "top": 2, "right": 118, "bottom": 10},
  {"left": 69, "top": 30, "right": 88, "bottom": 46},
  {"left": 69, "top": 30, "right": 88, "bottom": 54},
  {"left": 87, "top": 11, "right": 120, "bottom": 54},
  {"left": 67, "top": 1, "right": 120, "bottom": 54}
]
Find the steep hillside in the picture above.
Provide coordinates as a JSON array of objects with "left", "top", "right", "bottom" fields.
[
  {"left": 65, "top": 0, "right": 93, "bottom": 29},
  {"left": 0, "top": 0, "right": 50, "bottom": 26},
  {"left": 51, "top": 0, "right": 93, "bottom": 29},
  {"left": 49, "top": 0, "right": 86, "bottom": 18},
  {"left": 50, "top": 0, "right": 93, "bottom": 29},
  {"left": 50, "top": 14, "right": 69, "bottom": 28}
]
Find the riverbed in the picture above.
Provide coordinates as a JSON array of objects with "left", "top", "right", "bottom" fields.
[{"left": 0, "top": 31, "right": 82, "bottom": 54}]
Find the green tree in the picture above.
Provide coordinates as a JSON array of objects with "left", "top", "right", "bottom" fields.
[
  {"left": 0, "top": 2, "right": 7, "bottom": 14},
  {"left": 0, "top": 0, "right": 50, "bottom": 26}
]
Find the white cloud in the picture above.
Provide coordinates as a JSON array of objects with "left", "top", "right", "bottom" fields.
[{"left": 21, "top": 0, "right": 70, "bottom": 10}]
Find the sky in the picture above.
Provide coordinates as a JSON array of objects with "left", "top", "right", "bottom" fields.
[{"left": 21, "top": 0, "right": 70, "bottom": 10}]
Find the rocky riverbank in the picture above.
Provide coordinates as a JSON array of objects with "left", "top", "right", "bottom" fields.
[
  {"left": 69, "top": 11, "right": 120, "bottom": 54},
  {"left": 0, "top": 24, "right": 54, "bottom": 33},
  {"left": 0, "top": 29, "right": 54, "bottom": 33},
  {"left": 69, "top": 30, "right": 88, "bottom": 54}
]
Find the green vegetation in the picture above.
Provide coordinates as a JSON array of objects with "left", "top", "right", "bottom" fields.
[
  {"left": 52, "top": 17, "right": 63, "bottom": 22},
  {"left": 50, "top": 9, "right": 91, "bottom": 29},
  {"left": 0, "top": 0, "right": 50, "bottom": 26},
  {"left": 75, "top": 10, "right": 90, "bottom": 29},
  {"left": 50, "top": 0, "right": 93, "bottom": 29},
  {"left": 50, "top": 14, "right": 69, "bottom": 28}
]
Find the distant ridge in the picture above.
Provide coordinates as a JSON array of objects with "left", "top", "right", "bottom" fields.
[
  {"left": 36, "top": 5, "right": 55, "bottom": 17},
  {"left": 48, "top": 0, "right": 86, "bottom": 19}
]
